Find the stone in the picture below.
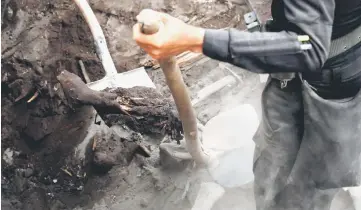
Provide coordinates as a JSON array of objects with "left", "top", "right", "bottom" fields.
[
  {"left": 3, "top": 148, "right": 14, "bottom": 165},
  {"left": 159, "top": 140, "right": 193, "bottom": 171},
  {"left": 6, "top": 7, "right": 14, "bottom": 20},
  {"left": 93, "top": 151, "right": 117, "bottom": 170}
]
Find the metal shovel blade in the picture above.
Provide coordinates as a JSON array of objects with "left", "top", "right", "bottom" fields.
[
  {"left": 73, "top": 0, "right": 156, "bottom": 92},
  {"left": 87, "top": 67, "right": 156, "bottom": 91}
]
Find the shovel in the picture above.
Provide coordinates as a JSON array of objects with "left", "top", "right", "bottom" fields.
[
  {"left": 137, "top": 15, "right": 211, "bottom": 167},
  {"left": 73, "top": 0, "right": 155, "bottom": 91}
]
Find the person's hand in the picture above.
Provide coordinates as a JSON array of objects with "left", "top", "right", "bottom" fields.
[{"left": 133, "top": 9, "right": 205, "bottom": 60}]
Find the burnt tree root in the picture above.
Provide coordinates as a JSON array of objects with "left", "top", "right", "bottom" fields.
[{"left": 57, "top": 70, "right": 183, "bottom": 140}]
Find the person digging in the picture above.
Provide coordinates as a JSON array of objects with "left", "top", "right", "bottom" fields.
[{"left": 133, "top": 1, "right": 361, "bottom": 209}]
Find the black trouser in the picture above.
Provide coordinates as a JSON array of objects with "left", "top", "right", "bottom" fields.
[{"left": 252, "top": 43, "right": 361, "bottom": 210}]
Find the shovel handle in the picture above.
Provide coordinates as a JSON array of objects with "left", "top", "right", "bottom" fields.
[
  {"left": 139, "top": 19, "right": 210, "bottom": 166},
  {"left": 73, "top": 0, "right": 117, "bottom": 77}
]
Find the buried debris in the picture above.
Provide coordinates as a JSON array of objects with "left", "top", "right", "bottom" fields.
[{"left": 91, "top": 129, "right": 150, "bottom": 173}]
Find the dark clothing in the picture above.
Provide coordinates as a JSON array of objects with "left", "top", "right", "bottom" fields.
[
  {"left": 270, "top": 0, "right": 361, "bottom": 39},
  {"left": 253, "top": 74, "right": 361, "bottom": 210},
  {"left": 201, "top": 0, "right": 361, "bottom": 209},
  {"left": 332, "top": 0, "right": 361, "bottom": 39},
  {"left": 252, "top": 42, "right": 361, "bottom": 210}
]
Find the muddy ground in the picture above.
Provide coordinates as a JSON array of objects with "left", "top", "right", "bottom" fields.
[{"left": 1, "top": 0, "right": 252, "bottom": 209}]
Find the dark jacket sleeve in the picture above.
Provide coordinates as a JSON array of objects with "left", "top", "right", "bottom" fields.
[{"left": 202, "top": 0, "right": 335, "bottom": 73}]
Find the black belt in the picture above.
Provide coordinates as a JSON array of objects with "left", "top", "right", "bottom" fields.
[
  {"left": 303, "top": 41, "right": 361, "bottom": 84},
  {"left": 302, "top": 25, "right": 361, "bottom": 84}
]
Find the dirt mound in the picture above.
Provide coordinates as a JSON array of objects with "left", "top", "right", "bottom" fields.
[
  {"left": 1, "top": 0, "right": 101, "bottom": 145},
  {"left": 1, "top": 0, "right": 104, "bottom": 208}
]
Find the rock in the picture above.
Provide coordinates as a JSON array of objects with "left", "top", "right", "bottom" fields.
[
  {"left": 77, "top": 185, "right": 84, "bottom": 191},
  {"left": 159, "top": 140, "right": 192, "bottom": 171},
  {"left": 3, "top": 148, "right": 14, "bottom": 165},
  {"left": 6, "top": 7, "right": 14, "bottom": 20},
  {"left": 93, "top": 151, "right": 117, "bottom": 171},
  {"left": 91, "top": 126, "right": 148, "bottom": 174}
]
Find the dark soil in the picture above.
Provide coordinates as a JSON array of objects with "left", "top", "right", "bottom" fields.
[
  {"left": 1, "top": 0, "right": 102, "bottom": 150},
  {"left": 1, "top": 0, "right": 112, "bottom": 209}
]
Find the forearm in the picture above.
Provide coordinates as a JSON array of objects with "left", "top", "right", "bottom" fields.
[{"left": 202, "top": 29, "right": 320, "bottom": 73}]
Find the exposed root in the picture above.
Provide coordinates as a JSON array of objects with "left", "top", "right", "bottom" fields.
[{"left": 57, "top": 70, "right": 183, "bottom": 139}]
